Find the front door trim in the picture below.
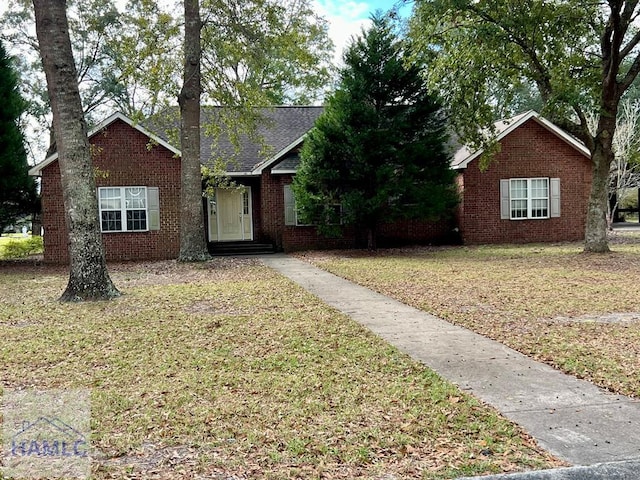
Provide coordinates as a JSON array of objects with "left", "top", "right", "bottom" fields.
[{"left": 208, "top": 187, "right": 253, "bottom": 242}]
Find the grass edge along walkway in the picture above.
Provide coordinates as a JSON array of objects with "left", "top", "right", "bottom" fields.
[{"left": 261, "top": 254, "right": 640, "bottom": 466}]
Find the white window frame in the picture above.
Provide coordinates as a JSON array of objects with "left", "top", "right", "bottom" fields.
[
  {"left": 284, "top": 184, "right": 310, "bottom": 226},
  {"left": 509, "top": 177, "right": 549, "bottom": 220},
  {"left": 98, "top": 186, "right": 149, "bottom": 232},
  {"left": 283, "top": 184, "right": 342, "bottom": 226}
]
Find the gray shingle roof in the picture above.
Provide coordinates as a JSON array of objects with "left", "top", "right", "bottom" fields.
[{"left": 144, "top": 106, "right": 323, "bottom": 174}]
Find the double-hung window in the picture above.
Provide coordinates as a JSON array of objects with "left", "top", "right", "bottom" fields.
[
  {"left": 510, "top": 178, "right": 548, "bottom": 219},
  {"left": 501, "top": 177, "right": 560, "bottom": 220},
  {"left": 284, "top": 184, "right": 310, "bottom": 226},
  {"left": 99, "top": 187, "right": 148, "bottom": 232},
  {"left": 283, "top": 184, "right": 342, "bottom": 226}
]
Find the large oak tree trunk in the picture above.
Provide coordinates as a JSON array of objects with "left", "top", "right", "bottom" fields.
[
  {"left": 178, "top": 0, "right": 208, "bottom": 261},
  {"left": 583, "top": 79, "right": 618, "bottom": 253},
  {"left": 33, "top": 0, "right": 119, "bottom": 301},
  {"left": 584, "top": 145, "right": 613, "bottom": 253}
]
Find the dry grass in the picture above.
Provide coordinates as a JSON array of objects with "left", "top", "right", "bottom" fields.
[
  {"left": 298, "top": 231, "right": 640, "bottom": 399},
  {"left": 0, "top": 258, "right": 561, "bottom": 479}
]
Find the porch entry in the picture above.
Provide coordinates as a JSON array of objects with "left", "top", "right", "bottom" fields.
[{"left": 208, "top": 187, "right": 253, "bottom": 241}]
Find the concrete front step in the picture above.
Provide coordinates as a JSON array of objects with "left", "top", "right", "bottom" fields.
[{"left": 208, "top": 241, "right": 275, "bottom": 256}]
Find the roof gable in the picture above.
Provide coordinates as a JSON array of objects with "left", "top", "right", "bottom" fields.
[
  {"left": 142, "top": 106, "right": 323, "bottom": 175},
  {"left": 28, "top": 112, "right": 181, "bottom": 176},
  {"left": 451, "top": 111, "right": 591, "bottom": 170},
  {"left": 205, "top": 106, "right": 322, "bottom": 174}
]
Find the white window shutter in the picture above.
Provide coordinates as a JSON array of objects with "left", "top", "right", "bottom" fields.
[
  {"left": 283, "top": 184, "right": 296, "bottom": 226},
  {"left": 550, "top": 178, "right": 561, "bottom": 217},
  {"left": 147, "top": 187, "right": 160, "bottom": 230},
  {"left": 500, "top": 179, "right": 510, "bottom": 219}
]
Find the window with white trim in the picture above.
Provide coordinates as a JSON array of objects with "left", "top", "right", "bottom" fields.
[
  {"left": 500, "top": 177, "right": 561, "bottom": 220},
  {"left": 242, "top": 190, "right": 250, "bottom": 215},
  {"left": 510, "top": 178, "right": 548, "bottom": 219},
  {"left": 99, "top": 186, "right": 148, "bottom": 232},
  {"left": 283, "top": 184, "right": 342, "bottom": 226}
]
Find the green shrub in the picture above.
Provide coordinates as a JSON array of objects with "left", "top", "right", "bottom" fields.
[{"left": 1, "top": 236, "right": 44, "bottom": 259}]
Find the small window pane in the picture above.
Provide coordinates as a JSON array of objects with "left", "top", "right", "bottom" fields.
[
  {"left": 101, "top": 211, "right": 122, "bottom": 231},
  {"left": 531, "top": 198, "right": 548, "bottom": 218},
  {"left": 242, "top": 190, "right": 249, "bottom": 215},
  {"left": 99, "top": 188, "right": 122, "bottom": 210},
  {"left": 125, "top": 187, "right": 146, "bottom": 209},
  {"left": 511, "top": 199, "right": 528, "bottom": 219},
  {"left": 510, "top": 179, "right": 527, "bottom": 199},
  {"left": 531, "top": 179, "right": 548, "bottom": 198},
  {"left": 126, "top": 210, "right": 147, "bottom": 231}
]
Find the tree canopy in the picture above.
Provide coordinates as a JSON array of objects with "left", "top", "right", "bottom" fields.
[
  {"left": 2, "top": 0, "right": 121, "bottom": 158},
  {"left": 293, "top": 14, "right": 458, "bottom": 249},
  {"left": 1, "top": 0, "right": 334, "bottom": 162},
  {"left": 409, "top": 0, "right": 640, "bottom": 252},
  {"left": 200, "top": 0, "right": 334, "bottom": 106},
  {"left": 0, "top": 39, "right": 37, "bottom": 234}
]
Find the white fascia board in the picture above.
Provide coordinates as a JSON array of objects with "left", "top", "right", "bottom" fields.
[
  {"left": 225, "top": 172, "right": 260, "bottom": 177},
  {"left": 251, "top": 134, "right": 307, "bottom": 175},
  {"left": 452, "top": 111, "right": 590, "bottom": 170},
  {"left": 28, "top": 112, "right": 182, "bottom": 176}
]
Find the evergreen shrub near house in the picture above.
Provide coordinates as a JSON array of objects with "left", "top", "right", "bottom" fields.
[{"left": 293, "top": 14, "right": 458, "bottom": 249}]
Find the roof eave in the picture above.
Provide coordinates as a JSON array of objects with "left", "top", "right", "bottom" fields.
[
  {"left": 226, "top": 171, "right": 260, "bottom": 177},
  {"left": 28, "top": 112, "right": 182, "bottom": 176},
  {"left": 252, "top": 134, "right": 308, "bottom": 175},
  {"left": 451, "top": 110, "right": 591, "bottom": 170}
]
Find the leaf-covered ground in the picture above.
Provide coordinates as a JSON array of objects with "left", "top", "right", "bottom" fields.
[
  {"left": 0, "top": 258, "right": 561, "bottom": 479},
  {"left": 298, "top": 231, "right": 640, "bottom": 399}
]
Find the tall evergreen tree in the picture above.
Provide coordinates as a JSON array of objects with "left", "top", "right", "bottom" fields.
[
  {"left": 293, "top": 14, "right": 457, "bottom": 249},
  {"left": 0, "top": 39, "right": 36, "bottom": 235}
]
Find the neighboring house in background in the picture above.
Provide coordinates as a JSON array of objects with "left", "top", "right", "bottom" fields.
[
  {"left": 29, "top": 107, "right": 452, "bottom": 263},
  {"left": 452, "top": 110, "right": 593, "bottom": 244}
]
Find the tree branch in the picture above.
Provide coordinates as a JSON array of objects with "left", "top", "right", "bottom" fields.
[{"left": 619, "top": 50, "right": 640, "bottom": 91}]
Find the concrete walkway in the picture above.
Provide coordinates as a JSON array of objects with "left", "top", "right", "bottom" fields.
[{"left": 261, "top": 254, "right": 640, "bottom": 468}]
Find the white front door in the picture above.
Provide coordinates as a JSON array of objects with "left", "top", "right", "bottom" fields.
[{"left": 208, "top": 187, "right": 253, "bottom": 241}]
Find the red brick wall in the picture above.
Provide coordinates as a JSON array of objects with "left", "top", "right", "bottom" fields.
[
  {"left": 258, "top": 171, "right": 352, "bottom": 251},
  {"left": 260, "top": 171, "right": 453, "bottom": 252},
  {"left": 259, "top": 170, "right": 285, "bottom": 247},
  {"left": 40, "top": 119, "right": 181, "bottom": 263},
  {"left": 459, "top": 119, "right": 592, "bottom": 244},
  {"left": 377, "top": 217, "right": 457, "bottom": 246}
]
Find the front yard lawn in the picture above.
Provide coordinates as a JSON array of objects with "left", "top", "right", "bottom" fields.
[
  {"left": 298, "top": 232, "right": 640, "bottom": 399},
  {"left": 0, "top": 259, "right": 561, "bottom": 479}
]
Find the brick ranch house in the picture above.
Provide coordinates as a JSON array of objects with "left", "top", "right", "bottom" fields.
[
  {"left": 28, "top": 108, "right": 592, "bottom": 263},
  {"left": 28, "top": 107, "right": 452, "bottom": 263},
  {"left": 452, "top": 110, "right": 592, "bottom": 244}
]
